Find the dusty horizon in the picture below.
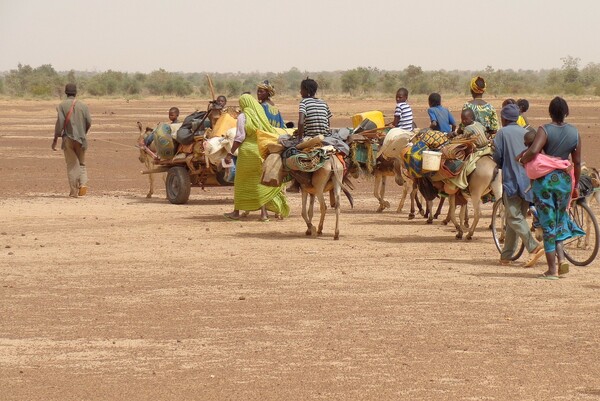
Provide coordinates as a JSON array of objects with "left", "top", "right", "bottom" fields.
[{"left": 2, "top": 0, "right": 600, "bottom": 74}]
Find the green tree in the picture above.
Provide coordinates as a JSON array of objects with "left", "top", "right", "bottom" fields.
[
  {"left": 380, "top": 72, "right": 400, "bottom": 94},
  {"left": 561, "top": 55, "right": 580, "bottom": 84},
  {"left": 225, "top": 79, "right": 242, "bottom": 97},
  {"left": 340, "top": 67, "right": 377, "bottom": 94}
]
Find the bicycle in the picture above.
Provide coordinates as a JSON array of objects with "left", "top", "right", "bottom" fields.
[{"left": 491, "top": 196, "right": 599, "bottom": 266}]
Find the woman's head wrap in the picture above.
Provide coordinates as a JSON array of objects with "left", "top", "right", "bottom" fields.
[
  {"left": 470, "top": 76, "right": 486, "bottom": 94},
  {"left": 238, "top": 94, "right": 277, "bottom": 135},
  {"left": 257, "top": 80, "right": 275, "bottom": 97}
]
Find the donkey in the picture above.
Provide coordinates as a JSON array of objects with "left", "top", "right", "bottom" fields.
[
  {"left": 447, "top": 155, "right": 503, "bottom": 240},
  {"left": 299, "top": 156, "right": 351, "bottom": 240},
  {"left": 370, "top": 128, "right": 413, "bottom": 213},
  {"left": 136, "top": 122, "right": 163, "bottom": 198},
  {"left": 373, "top": 158, "right": 405, "bottom": 212}
]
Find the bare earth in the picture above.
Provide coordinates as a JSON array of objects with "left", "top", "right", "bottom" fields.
[{"left": 1, "top": 96, "right": 600, "bottom": 400}]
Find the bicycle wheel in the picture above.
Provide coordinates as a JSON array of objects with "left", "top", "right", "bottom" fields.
[
  {"left": 491, "top": 199, "right": 525, "bottom": 261},
  {"left": 564, "top": 200, "right": 600, "bottom": 266}
]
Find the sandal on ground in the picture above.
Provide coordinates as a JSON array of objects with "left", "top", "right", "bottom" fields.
[
  {"left": 78, "top": 186, "right": 88, "bottom": 196},
  {"left": 558, "top": 262, "right": 570, "bottom": 276},
  {"left": 537, "top": 273, "right": 559, "bottom": 280},
  {"left": 499, "top": 259, "right": 512, "bottom": 266},
  {"left": 523, "top": 246, "right": 545, "bottom": 268},
  {"left": 223, "top": 213, "right": 240, "bottom": 221},
  {"left": 258, "top": 217, "right": 270, "bottom": 222}
]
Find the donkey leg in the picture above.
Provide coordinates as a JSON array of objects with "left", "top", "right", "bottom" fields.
[
  {"left": 374, "top": 173, "right": 383, "bottom": 212},
  {"left": 397, "top": 180, "right": 409, "bottom": 213},
  {"left": 333, "top": 184, "right": 341, "bottom": 240},
  {"left": 380, "top": 176, "right": 390, "bottom": 210},
  {"left": 316, "top": 191, "right": 327, "bottom": 236},
  {"left": 147, "top": 173, "right": 154, "bottom": 198},
  {"left": 448, "top": 195, "right": 464, "bottom": 239},
  {"left": 145, "top": 159, "right": 154, "bottom": 198},
  {"left": 414, "top": 186, "right": 425, "bottom": 216},
  {"left": 408, "top": 186, "right": 417, "bottom": 220},
  {"left": 301, "top": 191, "right": 314, "bottom": 236},
  {"left": 465, "top": 199, "right": 480, "bottom": 240},
  {"left": 434, "top": 197, "right": 445, "bottom": 219},
  {"left": 426, "top": 200, "right": 434, "bottom": 224}
]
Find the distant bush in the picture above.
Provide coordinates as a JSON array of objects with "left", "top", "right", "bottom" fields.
[
  {"left": 4, "top": 64, "right": 63, "bottom": 97},
  {"left": 3, "top": 56, "right": 600, "bottom": 99},
  {"left": 145, "top": 69, "right": 193, "bottom": 96}
]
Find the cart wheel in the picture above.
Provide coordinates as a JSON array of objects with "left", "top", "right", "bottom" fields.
[{"left": 166, "top": 166, "right": 191, "bottom": 204}]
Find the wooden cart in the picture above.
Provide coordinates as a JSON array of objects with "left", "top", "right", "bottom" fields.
[{"left": 140, "top": 137, "right": 233, "bottom": 204}]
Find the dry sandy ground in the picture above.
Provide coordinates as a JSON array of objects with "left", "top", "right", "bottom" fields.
[{"left": 1, "top": 97, "right": 600, "bottom": 400}]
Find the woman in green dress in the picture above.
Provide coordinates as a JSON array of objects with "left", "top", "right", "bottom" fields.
[
  {"left": 461, "top": 76, "right": 499, "bottom": 138},
  {"left": 223, "top": 94, "right": 289, "bottom": 222}
]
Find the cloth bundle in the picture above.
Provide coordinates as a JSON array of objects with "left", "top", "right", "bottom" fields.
[
  {"left": 417, "top": 129, "right": 448, "bottom": 150},
  {"left": 154, "top": 123, "right": 175, "bottom": 159},
  {"left": 284, "top": 148, "right": 328, "bottom": 172},
  {"left": 349, "top": 141, "right": 377, "bottom": 173},
  {"left": 261, "top": 153, "right": 285, "bottom": 187},
  {"left": 446, "top": 146, "right": 493, "bottom": 190},
  {"left": 257, "top": 128, "right": 284, "bottom": 160},
  {"left": 441, "top": 141, "right": 476, "bottom": 161},
  {"left": 402, "top": 140, "right": 428, "bottom": 178},
  {"left": 432, "top": 140, "right": 476, "bottom": 179}
]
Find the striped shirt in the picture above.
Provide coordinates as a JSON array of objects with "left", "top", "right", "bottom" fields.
[
  {"left": 394, "top": 102, "right": 413, "bottom": 130},
  {"left": 299, "top": 97, "right": 332, "bottom": 137}
]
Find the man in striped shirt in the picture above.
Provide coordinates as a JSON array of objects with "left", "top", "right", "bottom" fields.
[
  {"left": 392, "top": 87, "right": 415, "bottom": 130},
  {"left": 297, "top": 78, "right": 332, "bottom": 139}
]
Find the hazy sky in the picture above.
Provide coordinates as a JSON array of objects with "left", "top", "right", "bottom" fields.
[{"left": 1, "top": 0, "right": 599, "bottom": 74}]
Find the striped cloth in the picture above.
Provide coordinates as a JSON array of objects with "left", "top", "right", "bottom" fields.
[
  {"left": 394, "top": 102, "right": 413, "bottom": 130},
  {"left": 233, "top": 95, "right": 289, "bottom": 216},
  {"left": 299, "top": 97, "right": 332, "bottom": 137}
]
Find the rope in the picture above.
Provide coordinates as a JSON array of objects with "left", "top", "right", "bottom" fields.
[{"left": 93, "top": 137, "right": 140, "bottom": 150}]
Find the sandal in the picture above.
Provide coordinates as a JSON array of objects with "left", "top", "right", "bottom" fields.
[
  {"left": 524, "top": 245, "right": 545, "bottom": 268},
  {"left": 223, "top": 213, "right": 240, "bottom": 221},
  {"left": 537, "top": 273, "right": 559, "bottom": 280},
  {"left": 558, "top": 261, "right": 570, "bottom": 276}
]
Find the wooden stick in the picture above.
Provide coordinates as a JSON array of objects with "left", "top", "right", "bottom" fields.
[
  {"left": 355, "top": 127, "right": 388, "bottom": 136},
  {"left": 206, "top": 74, "right": 216, "bottom": 101}
]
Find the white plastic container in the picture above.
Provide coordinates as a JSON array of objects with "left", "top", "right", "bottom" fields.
[{"left": 422, "top": 150, "right": 442, "bottom": 171}]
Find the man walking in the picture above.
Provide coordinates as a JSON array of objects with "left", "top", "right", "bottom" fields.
[
  {"left": 52, "top": 83, "right": 92, "bottom": 197},
  {"left": 493, "top": 103, "right": 544, "bottom": 267}
]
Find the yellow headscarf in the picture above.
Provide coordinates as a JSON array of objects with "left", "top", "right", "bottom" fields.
[
  {"left": 470, "top": 76, "right": 486, "bottom": 94},
  {"left": 239, "top": 94, "right": 277, "bottom": 135},
  {"left": 257, "top": 80, "right": 275, "bottom": 97}
]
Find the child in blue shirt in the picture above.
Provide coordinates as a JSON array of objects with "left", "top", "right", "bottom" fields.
[{"left": 427, "top": 93, "right": 456, "bottom": 134}]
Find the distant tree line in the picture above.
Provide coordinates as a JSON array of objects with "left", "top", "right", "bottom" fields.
[{"left": 1, "top": 56, "right": 599, "bottom": 98}]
